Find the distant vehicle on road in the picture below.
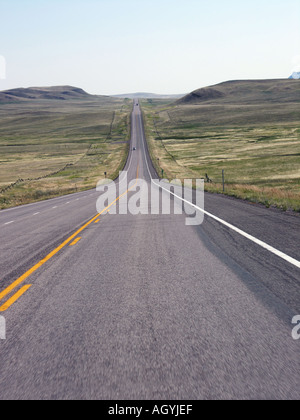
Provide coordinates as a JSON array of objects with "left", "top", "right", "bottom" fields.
[{"left": 133, "top": 147, "right": 137, "bottom": 150}]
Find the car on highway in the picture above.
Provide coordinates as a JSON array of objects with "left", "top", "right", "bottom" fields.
[{"left": 133, "top": 147, "right": 136, "bottom": 150}]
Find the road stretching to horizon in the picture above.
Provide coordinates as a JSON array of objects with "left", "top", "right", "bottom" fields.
[{"left": 0, "top": 101, "right": 299, "bottom": 400}]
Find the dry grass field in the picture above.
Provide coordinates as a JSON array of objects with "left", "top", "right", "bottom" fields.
[
  {"left": 142, "top": 80, "right": 300, "bottom": 212},
  {"left": 0, "top": 88, "right": 131, "bottom": 208}
]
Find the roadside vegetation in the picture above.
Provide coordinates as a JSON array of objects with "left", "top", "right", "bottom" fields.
[
  {"left": 141, "top": 80, "right": 300, "bottom": 212},
  {"left": 0, "top": 96, "right": 132, "bottom": 209}
]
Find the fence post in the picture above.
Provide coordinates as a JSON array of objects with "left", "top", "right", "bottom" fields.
[{"left": 222, "top": 169, "right": 225, "bottom": 192}]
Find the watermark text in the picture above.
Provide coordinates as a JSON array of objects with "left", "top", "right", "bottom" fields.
[
  {"left": 96, "top": 173, "right": 204, "bottom": 226},
  {"left": 292, "top": 315, "right": 300, "bottom": 340}
]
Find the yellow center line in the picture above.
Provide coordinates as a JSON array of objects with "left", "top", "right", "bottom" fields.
[
  {"left": 0, "top": 285, "right": 32, "bottom": 312},
  {"left": 70, "top": 237, "right": 81, "bottom": 246},
  {"left": 0, "top": 165, "right": 139, "bottom": 304},
  {"left": 94, "top": 219, "right": 100, "bottom": 224}
]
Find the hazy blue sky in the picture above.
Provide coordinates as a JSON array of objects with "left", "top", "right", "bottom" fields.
[{"left": 0, "top": 0, "right": 299, "bottom": 94}]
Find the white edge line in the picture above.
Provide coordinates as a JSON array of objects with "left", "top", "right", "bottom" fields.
[
  {"left": 0, "top": 189, "right": 97, "bottom": 213},
  {"left": 155, "top": 181, "right": 300, "bottom": 270},
  {"left": 138, "top": 102, "right": 300, "bottom": 270}
]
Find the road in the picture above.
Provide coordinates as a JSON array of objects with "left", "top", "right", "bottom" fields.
[{"left": 0, "top": 101, "right": 299, "bottom": 400}]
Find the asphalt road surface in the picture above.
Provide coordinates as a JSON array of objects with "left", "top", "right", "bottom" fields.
[{"left": 0, "top": 101, "right": 299, "bottom": 400}]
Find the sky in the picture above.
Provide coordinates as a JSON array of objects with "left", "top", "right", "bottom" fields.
[{"left": 0, "top": 0, "right": 300, "bottom": 95}]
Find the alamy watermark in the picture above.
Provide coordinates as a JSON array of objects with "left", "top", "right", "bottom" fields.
[
  {"left": 0, "top": 316, "right": 6, "bottom": 340},
  {"left": 0, "top": 55, "right": 6, "bottom": 80},
  {"left": 292, "top": 315, "right": 300, "bottom": 340},
  {"left": 96, "top": 172, "right": 204, "bottom": 226}
]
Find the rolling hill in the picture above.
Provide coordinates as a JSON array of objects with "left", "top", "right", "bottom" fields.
[
  {"left": 142, "top": 78, "right": 300, "bottom": 211},
  {"left": 0, "top": 86, "right": 96, "bottom": 102},
  {"left": 113, "top": 92, "right": 185, "bottom": 99},
  {"left": 176, "top": 79, "right": 300, "bottom": 105}
]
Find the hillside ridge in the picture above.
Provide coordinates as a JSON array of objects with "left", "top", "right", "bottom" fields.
[
  {"left": 176, "top": 79, "right": 300, "bottom": 105},
  {"left": 0, "top": 85, "right": 93, "bottom": 102}
]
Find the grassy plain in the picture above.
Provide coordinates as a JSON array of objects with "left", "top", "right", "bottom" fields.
[
  {"left": 0, "top": 95, "right": 131, "bottom": 208},
  {"left": 141, "top": 80, "right": 300, "bottom": 212}
]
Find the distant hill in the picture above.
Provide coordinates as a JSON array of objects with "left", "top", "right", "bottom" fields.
[
  {"left": 0, "top": 86, "right": 184, "bottom": 103},
  {"left": 0, "top": 86, "right": 94, "bottom": 102},
  {"left": 113, "top": 92, "right": 185, "bottom": 99},
  {"left": 289, "top": 72, "right": 300, "bottom": 79},
  {"left": 176, "top": 79, "right": 300, "bottom": 105}
]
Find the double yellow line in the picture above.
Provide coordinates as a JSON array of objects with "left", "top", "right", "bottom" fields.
[{"left": 0, "top": 166, "right": 139, "bottom": 312}]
